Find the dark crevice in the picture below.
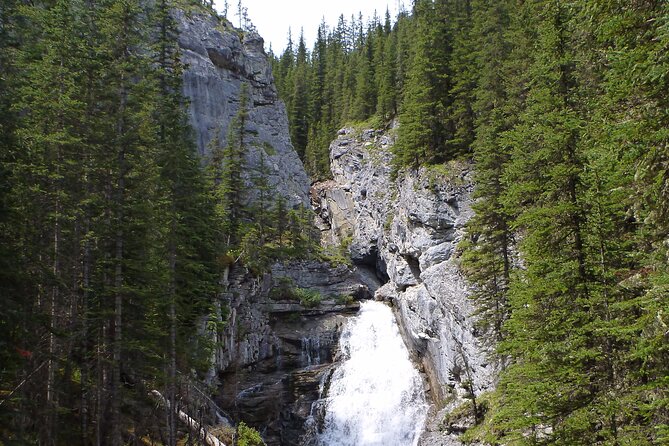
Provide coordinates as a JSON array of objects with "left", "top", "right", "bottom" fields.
[
  {"left": 351, "top": 244, "right": 390, "bottom": 286},
  {"left": 402, "top": 254, "right": 422, "bottom": 282}
]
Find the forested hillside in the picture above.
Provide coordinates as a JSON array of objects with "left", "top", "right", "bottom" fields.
[
  {"left": 277, "top": 0, "right": 669, "bottom": 444},
  {"left": 2, "top": 0, "right": 669, "bottom": 444},
  {"left": 0, "top": 0, "right": 312, "bottom": 443}
]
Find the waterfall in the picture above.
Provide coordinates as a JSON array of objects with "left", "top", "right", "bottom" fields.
[{"left": 318, "top": 301, "right": 428, "bottom": 446}]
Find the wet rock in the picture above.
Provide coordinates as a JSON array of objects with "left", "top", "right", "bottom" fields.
[
  {"left": 209, "top": 260, "right": 370, "bottom": 446},
  {"left": 312, "top": 126, "right": 499, "bottom": 445}
]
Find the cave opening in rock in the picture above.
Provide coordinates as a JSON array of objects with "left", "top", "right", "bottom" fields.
[{"left": 351, "top": 244, "right": 390, "bottom": 286}]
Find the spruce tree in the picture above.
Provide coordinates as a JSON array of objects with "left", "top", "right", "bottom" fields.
[
  {"left": 152, "top": 0, "right": 220, "bottom": 442},
  {"left": 394, "top": 0, "right": 452, "bottom": 169},
  {"left": 445, "top": 0, "right": 475, "bottom": 156},
  {"left": 493, "top": 2, "right": 600, "bottom": 442},
  {"left": 218, "top": 83, "right": 250, "bottom": 247},
  {"left": 460, "top": 0, "right": 514, "bottom": 344},
  {"left": 289, "top": 32, "right": 310, "bottom": 159},
  {"left": 375, "top": 11, "right": 398, "bottom": 120}
]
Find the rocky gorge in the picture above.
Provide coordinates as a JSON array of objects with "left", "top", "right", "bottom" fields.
[
  {"left": 177, "top": 8, "right": 496, "bottom": 446},
  {"left": 312, "top": 127, "right": 497, "bottom": 445}
]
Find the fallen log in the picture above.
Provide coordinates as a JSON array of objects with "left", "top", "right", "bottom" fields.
[{"left": 149, "top": 390, "right": 226, "bottom": 446}]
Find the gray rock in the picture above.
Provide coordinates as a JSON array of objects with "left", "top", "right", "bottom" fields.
[
  {"left": 421, "top": 243, "right": 454, "bottom": 270},
  {"left": 312, "top": 127, "right": 394, "bottom": 270},
  {"left": 314, "top": 126, "right": 498, "bottom": 446},
  {"left": 209, "top": 260, "right": 370, "bottom": 446},
  {"left": 176, "top": 9, "right": 309, "bottom": 207}
]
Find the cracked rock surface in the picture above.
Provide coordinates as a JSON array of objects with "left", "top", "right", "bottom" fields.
[
  {"left": 177, "top": 9, "right": 309, "bottom": 207},
  {"left": 312, "top": 126, "right": 498, "bottom": 445}
]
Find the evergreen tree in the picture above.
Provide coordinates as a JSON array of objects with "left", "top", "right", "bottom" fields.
[
  {"left": 152, "top": 1, "right": 220, "bottom": 442},
  {"left": 289, "top": 32, "right": 310, "bottom": 159},
  {"left": 276, "top": 29, "right": 295, "bottom": 103},
  {"left": 445, "top": 0, "right": 475, "bottom": 155},
  {"left": 394, "top": 0, "right": 452, "bottom": 169},
  {"left": 218, "top": 83, "right": 250, "bottom": 247},
  {"left": 351, "top": 26, "right": 376, "bottom": 121},
  {"left": 9, "top": 0, "right": 91, "bottom": 440},
  {"left": 375, "top": 10, "right": 398, "bottom": 120},
  {"left": 460, "top": 0, "right": 514, "bottom": 344}
]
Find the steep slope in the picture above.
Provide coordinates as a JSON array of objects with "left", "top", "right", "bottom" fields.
[
  {"left": 175, "top": 9, "right": 492, "bottom": 444},
  {"left": 313, "top": 126, "right": 497, "bottom": 444},
  {"left": 176, "top": 9, "right": 309, "bottom": 206},
  {"left": 175, "top": 11, "right": 380, "bottom": 445}
]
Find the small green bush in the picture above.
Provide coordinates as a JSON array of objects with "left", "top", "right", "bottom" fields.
[
  {"left": 237, "top": 421, "right": 264, "bottom": 446},
  {"left": 319, "top": 235, "right": 354, "bottom": 267},
  {"left": 294, "top": 288, "right": 323, "bottom": 308},
  {"left": 269, "top": 276, "right": 295, "bottom": 300},
  {"left": 335, "top": 294, "right": 355, "bottom": 305}
]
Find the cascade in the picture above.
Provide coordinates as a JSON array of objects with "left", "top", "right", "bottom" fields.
[{"left": 318, "top": 301, "right": 428, "bottom": 446}]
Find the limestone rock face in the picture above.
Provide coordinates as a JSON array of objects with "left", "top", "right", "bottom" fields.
[
  {"left": 175, "top": 11, "right": 367, "bottom": 444},
  {"left": 313, "top": 127, "right": 498, "bottom": 444},
  {"left": 176, "top": 9, "right": 309, "bottom": 207},
  {"left": 209, "top": 260, "right": 373, "bottom": 446}
]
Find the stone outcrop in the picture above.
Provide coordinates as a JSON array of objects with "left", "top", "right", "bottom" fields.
[
  {"left": 176, "top": 9, "right": 309, "bottom": 207},
  {"left": 174, "top": 10, "right": 373, "bottom": 444},
  {"left": 210, "top": 260, "right": 375, "bottom": 446},
  {"left": 175, "top": 7, "right": 493, "bottom": 444},
  {"left": 313, "top": 126, "right": 498, "bottom": 444}
]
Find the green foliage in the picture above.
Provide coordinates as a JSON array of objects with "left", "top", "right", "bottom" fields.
[
  {"left": 295, "top": 288, "right": 323, "bottom": 308},
  {"left": 455, "top": 0, "right": 669, "bottom": 444},
  {"left": 457, "top": 393, "right": 501, "bottom": 444},
  {"left": 425, "top": 160, "right": 469, "bottom": 190},
  {"left": 335, "top": 294, "right": 355, "bottom": 305},
  {"left": 0, "top": 0, "right": 223, "bottom": 442},
  {"left": 272, "top": 10, "right": 410, "bottom": 180},
  {"left": 212, "top": 82, "right": 250, "bottom": 247},
  {"left": 272, "top": 2, "right": 477, "bottom": 180},
  {"left": 319, "top": 235, "right": 353, "bottom": 267},
  {"left": 268, "top": 280, "right": 323, "bottom": 308},
  {"left": 236, "top": 421, "right": 264, "bottom": 446}
]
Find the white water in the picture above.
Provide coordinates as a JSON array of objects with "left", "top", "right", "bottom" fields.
[{"left": 318, "top": 301, "right": 428, "bottom": 446}]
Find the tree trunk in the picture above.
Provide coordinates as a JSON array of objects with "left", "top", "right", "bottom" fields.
[
  {"left": 150, "top": 390, "right": 226, "bottom": 446},
  {"left": 111, "top": 72, "right": 127, "bottom": 446},
  {"left": 168, "top": 234, "right": 177, "bottom": 446}
]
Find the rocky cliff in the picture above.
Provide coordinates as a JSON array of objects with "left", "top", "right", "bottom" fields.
[
  {"left": 313, "top": 126, "right": 497, "bottom": 444},
  {"left": 174, "top": 10, "right": 373, "bottom": 445},
  {"left": 210, "top": 260, "right": 376, "bottom": 446},
  {"left": 175, "top": 8, "right": 494, "bottom": 445},
  {"left": 176, "top": 9, "right": 309, "bottom": 207}
]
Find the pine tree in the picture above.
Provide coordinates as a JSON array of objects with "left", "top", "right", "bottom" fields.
[
  {"left": 9, "top": 0, "right": 91, "bottom": 440},
  {"left": 289, "top": 32, "right": 310, "bottom": 159},
  {"left": 275, "top": 29, "right": 295, "bottom": 103},
  {"left": 375, "top": 10, "right": 398, "bottom": 120},
  {"left": 492, "top": 2, "right": 601, "bottom": 442},
  {"left": 351, "top": 26, "right": 376, "bottom": 121},
  {"left": 445, "top": 0, "right": 475, "bottom": 155},
  {"left": 152, "top": 1, "right": 220, "bottom": 442},
  {"left": 394, "top": 0, "right": 452, "bottom": 169},
  {"left": 460, "top": 0, "right": 514, "bottom": 344},
  {"left": 1, "top": 1, "right": 226, "bottom": 442},
  {"left": 0, "top": 2, "right": 24, "bottom": 432},
  {"left": 218, "top": 83, "right": 250, "bottom": 247},
  {"left": 309, "top": 21, "right": 327, "bottom": 126}
]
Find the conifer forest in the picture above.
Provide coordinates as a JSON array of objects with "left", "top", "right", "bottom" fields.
[{"left": 1, "top": 0, "right": 668, "bottom": 445}]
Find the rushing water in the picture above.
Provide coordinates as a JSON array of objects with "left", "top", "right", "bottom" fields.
[{"left": 318, "top": 300, "right": 428, "bottom": 446}]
